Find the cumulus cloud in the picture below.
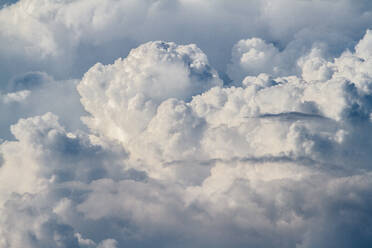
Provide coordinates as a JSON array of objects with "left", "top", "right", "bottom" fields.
[
  {"left": 78, "top": 41, "right": 221, "bottom": 145},
  {"left": 1, "top": 1, "right": 372, "bottom": 247},
  {"left": 0, "top": 71, "right": 85, "bottom": 139},
  {"left": 1, "top": 0, "right": 372, "bottom": 83},
  {"left": 227, "top": 38, "right": 285, "bottom": 82}
]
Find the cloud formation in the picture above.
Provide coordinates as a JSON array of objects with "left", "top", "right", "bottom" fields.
[
  {"left": 1, "top": 0, "right": 372, "bottom": 83},
  {"left": 1, "top": 1, "right": 372, "bottom": 248},
  {"left": 78, "top": 41, "right": 221, "bottom": 145}
]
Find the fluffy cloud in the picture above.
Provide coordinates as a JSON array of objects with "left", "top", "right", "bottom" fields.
[
  {"left": 1, "top": 0, "right": 372, "bottom": 83},
  {"left": 227, "top": 38, "right": 286, "bottom": 82},
  {"left": 0, "top": 71, "right": 85, "bottom": 139},
  {"left": 78, "top": 41, "right": 221, "bottom": 145},
  {"left": 0, "top": 112, "right": 128, "bottom": 247},
  {"left": 2, "top": 1, "right": 372, "bottom": 247}
]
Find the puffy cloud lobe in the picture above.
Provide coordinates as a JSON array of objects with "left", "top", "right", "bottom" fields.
[
  {"left": 297, "top": 48, "right": 333, "bottom": 83},
  {"left": 227, "top": 38, "right": 284, "bottom": 82},
  {"left": 132, "top": 99, "right": 204, "bottom": 162},
  {"left": 0, "top": 191, "right": 121, "bottom": 248},
  {"left": 2, "top": 90, "right": 30, "bottom": 104},
  {"left": 355, "top": 29, "right": 372, "bottom": 60},
  {"left": 0, "top": 71, "right": 85, "bottom": 139},
  {"left": 1, "top": 115, "right": 71, "bottom": 201},
  {"left": 0, "top": 113, "right": 129, "bottom": 247},
  {"left": 78, "top": 41, "right": 221, "bottom": 144}
]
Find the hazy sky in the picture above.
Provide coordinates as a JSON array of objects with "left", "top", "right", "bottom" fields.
[{"left": 1, "top": 1, "right": 372, "bottom": 247}]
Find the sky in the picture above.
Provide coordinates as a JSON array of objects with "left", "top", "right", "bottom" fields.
[{"left": 1, "top": 0, "right": 372, "bottom": 247}]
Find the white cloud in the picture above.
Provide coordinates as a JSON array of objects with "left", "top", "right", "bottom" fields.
[
  {"left": 297, "top": 47, "right": 334, "bottom": 83},
  {"left": 78, "top": 41, "right": 221, "bottom": 145},
  {"left": 227, "top": 38, "right": 284, "bottom": 82},
  {"left": 1, "top": 1, "right": 372, "bottom": 247},
  {"left": 2, "top": 90, "right": 30, "bottom": 103},
  {"left": 1, "top": 0, "right": 372, "bottom": 83},
  {"left": 0, "top": 71, "right": 85, "bottom": 139}
]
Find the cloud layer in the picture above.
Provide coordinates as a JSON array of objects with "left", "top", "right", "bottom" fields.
[
  {"left": 1, "top": 1, "right": 372, "bottom": 247},
  {"left": 1, "top": 0, "right": 372, "bottom": 82}
]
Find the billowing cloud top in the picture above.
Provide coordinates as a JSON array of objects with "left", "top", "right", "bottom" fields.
[
  {"left": 1, "top": 1, "right": 372, "bottom": 248},
  {"left": 78, "top": 41, "right": 222, "bottom": 144}
]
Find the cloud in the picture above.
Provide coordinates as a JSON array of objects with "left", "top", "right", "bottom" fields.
[
  {"left": 1, "top": 1, "right": 372, "bottom": 247},
  {"left": 227, "top": 38, "right": 285, "bottom": 82},
  {"left": 0, "top": 72, "right": 85, "bottom": 139},
  {"left": 0, "top": 113, "right": 129, "bottom": 247},
  {"left": 1, "top": 0, "right": 372, "bottom": 83},
  {"left": 78, "top": 41, "right": 222, "bottom": 145}
]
